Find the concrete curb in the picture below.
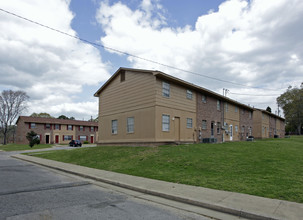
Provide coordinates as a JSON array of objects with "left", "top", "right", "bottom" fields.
[{"left": 12, "top": 154, "right": 303, "bottom": 220}]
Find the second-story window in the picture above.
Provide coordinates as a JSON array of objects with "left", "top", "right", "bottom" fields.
[
  {"left": 162, "top": 82, "right": 170, "bottom": 98},
  {"left": 45, "top": 124, "right": 51, "bottom": 129},
  {"left": 30, "top": 123, "right": 36, "bottom": 129},
  {"left": 217, "top": 100, "right": 221, "bottom": 110},
  {"left": 79, "top": 126, "right": 84, "bottom": 131},
  {"left": 202, "top": 95, "right": 206, "bottom": 103},
  {"left": 54, "top": 124, "right": 60, "bottom": 130},
  {"left": 235, "top": 106, "right": 238, "bottom": 113},
  {"left": 187, "top": 90, "right": 193, "bottom": 100},
  {"left": 67, "top": 125, "right": 73, "bottom": 130}
]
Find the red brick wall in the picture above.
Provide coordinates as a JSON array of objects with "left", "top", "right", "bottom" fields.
[
  {"left": 196, "top": 93, "right": 223, "bottom": 142},
  {"left": 239, "top": 108, "right": 253, "bottom": 140}
]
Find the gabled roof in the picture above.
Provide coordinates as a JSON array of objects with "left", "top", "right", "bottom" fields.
[
  {"left": 16, "top": 116, "right": 98, "bottom": 126},
  {"left": 94, "top": 67, "right": 254, "bottom": 110}
]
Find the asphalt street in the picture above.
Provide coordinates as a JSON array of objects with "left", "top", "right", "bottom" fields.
[{"left": 0, "top": 151, "right": 212, "bottom": 220}]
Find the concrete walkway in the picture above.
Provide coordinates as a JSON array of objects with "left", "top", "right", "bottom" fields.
[{"left": 12, "top": 154, "right": 303, "bottom": 220}]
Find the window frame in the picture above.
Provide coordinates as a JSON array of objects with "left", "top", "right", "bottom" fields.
[
  {"left": 202, "top": 120, "right": 207, "bottom": 130},
  {"left": 162, "top": 114, "right": 170, "bottom": 132},
  {"left": 186, "top": 118, "right": 193, "bottom": 128},
  {"left": 202, "top": 95, "right": 207, "bottom": 103},
  {"left": 111, "top": 120, "right": 118, "bottom": 134},
  {"left": 217, "top": 100, "right": 221, "bottom": 111},
  {"left": 186, "top": 90, "right": 193, "bottom": 100},
  {"left": 127, "top": 117, "right": 134, "bottom": 133},
  {"left": 162, "top": 82, "right": 170, "bottom": 98}
]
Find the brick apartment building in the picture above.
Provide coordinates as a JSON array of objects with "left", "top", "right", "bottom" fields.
[{"left": 16, "top": 116, "right": 98, "bottom": 145}]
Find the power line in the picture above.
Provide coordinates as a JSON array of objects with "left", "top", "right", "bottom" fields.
[
  {"left": 229, "top": 92, "right": 280, "bottom": 97},
  {"left": 0, "top": 8, "right": 280, "bottom": 91}
]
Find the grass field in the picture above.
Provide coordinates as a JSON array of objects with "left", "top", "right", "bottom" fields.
[
  {"left": 0, "top": 144, "right": 53, "bottom": 151},
  {"left": 30, "top": 136, "right": 303, "bottom": 203}
]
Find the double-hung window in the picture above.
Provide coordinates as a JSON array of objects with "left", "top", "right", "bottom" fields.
[
  {"left": 162, "top": 115, "right": 170, "bottom": 131},
  {"left": 202, "top": 120, "right": 207, "bottom": 130},
  {"left": 127, "top": 117, "right": 134, "bottom": 133},
  {"left": 186, "top": 118, "right": 193, "bottom": 128},
  {"left": 187, "top": 90, "right": 193, "bottom": 99},
  {"left": 162, "top": 82, "right": 170, "bottom": 98},
  {"left": 112, "top": 120, "right": 118, "bottom": 134}
]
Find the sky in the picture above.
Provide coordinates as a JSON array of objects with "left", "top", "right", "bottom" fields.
[{"left": 0, "top": 0, "right": 302, "bottom": 120}]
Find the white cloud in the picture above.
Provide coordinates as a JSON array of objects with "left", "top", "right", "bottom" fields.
[
  {"left": 0, "top": 0, "right": 110, "bottom": 119},
  {"left": 96, "top": 0, "right": 303, "bottom": 113}
]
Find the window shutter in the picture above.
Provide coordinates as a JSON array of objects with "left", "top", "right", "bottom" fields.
[
  {"left": 28, "top": 123, "right": 31, "bottom": 129},
  {"left": 78, "top": 126, "right": 80, "bottom": 131},
  {"left": 59, "top": 125, "right": 61, "bottom": 130},
  {"left": 67, "top": 125, "right": 68, "bottom": 130},
  {"left": 84, "top": 126, "right": 85, "bottom": 131},
  {"left": 72, "top": 126, "right": 73, "bottom": 131},
  {"left": 40, "top": 135, "right": 42, "bottom": 141},
  {"left": 63, "top": 135, "right": 65, "bottom": 140},
  {"left": 44, "top": 124, "right": 46, "bottom": 130},
  {"left": 89, "top": 127, "right": 91, "bottom": 132},
  {"left": 71, "top": 135, "right": 73, "bottom": 140},
  {"left": 78, "top": 135, "right": 80, "bottom": 140},
  {"left": 86, "top": 136, "right": 88, "bottom": 141}
]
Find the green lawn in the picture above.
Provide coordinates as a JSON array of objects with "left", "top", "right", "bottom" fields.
[
  {"left": 30, "top": 136, "right": 303, "bottom": 203},
  {"left": 0, "top": 144, "right": 53, "bottom": 151}
]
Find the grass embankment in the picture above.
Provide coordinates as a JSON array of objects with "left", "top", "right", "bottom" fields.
[
  {"left": 31, "top": 136, "right": 303, "bottom": 203},
  {"left": 0, "top": 144, "right": 53, "bottom": 152}
]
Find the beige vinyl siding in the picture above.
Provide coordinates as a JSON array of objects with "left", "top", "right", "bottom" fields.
[
  {"left": 99, "top": 107, "right": 156, "bottom": 143},
  {"left": 99, "top": 71, "right": 156, "bottom": 116},
  {"left": 155, "top": 78, "right": 196, "bottom": 113}
]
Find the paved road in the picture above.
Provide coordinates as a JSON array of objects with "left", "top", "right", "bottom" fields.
[{"left": 0, "top": 152, "right": 211, "bottom": 220}]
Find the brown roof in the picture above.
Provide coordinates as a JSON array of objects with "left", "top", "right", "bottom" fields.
[
  {"left": 94, "top": 67, "right": 254, "bottom": 111},
  {"left": 16, "top": 116, "right": 98, "bottom": 126},
  {"left": 254, "top": 108, "right": 285, "bottom": 121}
]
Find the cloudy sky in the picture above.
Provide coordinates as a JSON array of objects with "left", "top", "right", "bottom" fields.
[{"left": 0, "top": 0, "right": 302, "bottom": 120}]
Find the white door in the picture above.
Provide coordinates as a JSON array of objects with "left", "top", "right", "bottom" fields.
[{"left": 230, "top": 125, "right": 233, "bottom": 141}]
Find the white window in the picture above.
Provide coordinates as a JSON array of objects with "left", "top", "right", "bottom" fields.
[
  {"left": 79, "top": 135, "right": 87, "bottom": 141},
  {"left": 217, "top": 100, "right": 221, "bottom": 110},
  {"left": 187, "top": 90, "right": 193, "bottom": 99},
  {"left": 79, "top": 126, "right": 84, "bottom": 131},
  {"left": 162, "top": 115, "right": 170, "bottom": 131},
  {"left": 90, "top": 126, "right": 94, "bottom": 132},
  {"left": 217, "top": 122, "right": 221, "bottom": 134},
  {"left": 186, "top": 118, "right": 193, "bottom": 128},
  {"left": 67, "top": 125, "right": 73, "bottom": 130},
  {"left": 112, "top": 120, "right": 118, "bottom": 134},
  {"left": 30, "top": 123, "right": 36, "bottom": 129},
  {"left": 162, "top": 82, "right": 170, "bottom": 98},
  {"left": 235, "top": 106, "right": 238, "bottom": 113},
  {"left": 64, "top": 135, "right": 72, "bottom": 141},
  {"left": 202, "top": 120, "right": 207, "bottom": 130},
  {"left": 202, "top": 95, "right": 206, "bottom": 103},
  {"left": 127, "top": 117, "right": 134, "bottom": 133},
  {"left": 235, "top": 125, "right": 238, "bottom": 133},
  {"left": 249, "top": 111, "right": 252, "bottom": 119},
  {"left": 45, "top": 124, "right": 50, "bottom": 129},
  {"left": 241, "top": 126, "right": 245, "bottom": 133},
  {"left": 54, "top": 124, "right": 60, "bottom": 130},
  {"left": 225, "top": 103, "right": 228, "bottom": 112}
]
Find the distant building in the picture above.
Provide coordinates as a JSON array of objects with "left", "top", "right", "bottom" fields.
[
  {"left": 94, "top": 68, "right": 258, "bottom": 145},
  {"left": 252, "top": 109, "right": 285, "bottom": 139},
  {"left": 16, "top": 116, "right": 98, "bottom": 144}
]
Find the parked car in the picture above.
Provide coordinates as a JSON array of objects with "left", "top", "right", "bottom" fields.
[{"left": 69, "top": 140, "right": 82, "bottom": 147}]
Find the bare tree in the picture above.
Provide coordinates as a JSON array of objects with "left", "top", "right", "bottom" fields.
[{"left": 0, "top": 90, "right": 29, "bottom": 145}]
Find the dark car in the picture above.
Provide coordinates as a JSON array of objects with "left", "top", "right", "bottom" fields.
[{"left": 69, "top": 140, "right": 82, "bottom": 147}]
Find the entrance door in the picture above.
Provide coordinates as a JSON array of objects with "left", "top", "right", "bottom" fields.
[
  {"left": 55, "top": 135, "right": 59, "bottom": 144},
  {"left": 229, "top": 125, "right": 233, "bottom": 141},
  {"left": 174, "top": 117, "right": 180, "bottom": 142},
  {"left": 90, "top": 136, "right": 94, "bottom": 144},
  {"left": 46, "top": 135, "right": 50, "bottom": 144}
]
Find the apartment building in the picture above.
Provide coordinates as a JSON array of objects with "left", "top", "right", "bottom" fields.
[
  {"left": 253, "top": 109, "right": 285, "bottom": 139},
  {"left": 16, "top": 116, "right": 98, "bottom": 144},
  {"left": 94, "top": 68, "right": 257, "bottom": 145}
]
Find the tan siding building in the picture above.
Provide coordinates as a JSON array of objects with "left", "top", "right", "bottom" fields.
[
  {"left": 253, "top": 109, "right": 285, "bottom": 139},
  {"left": 95, "top": 68, "right": 197, "bottom": 145},
  {"left": 95, "top": 68, "right": 260, "bottom": 145}
]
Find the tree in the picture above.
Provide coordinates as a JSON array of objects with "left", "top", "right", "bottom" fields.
[
  {"left": 0, "top": 90, "right": 29, "bottom": 145},
  {"left": 26, "top": 130, "right": 40, "bottom": 148},
  {"left": 57, "top": 115, "right": 69, "bottom": 120},
  {"left": 266, "top": 106, "right": 272, "bottom": 113},
  {"left": 30, "top": 112, "right": 53, "bottom": 118},
  {"left": 277, "top": 84, "right": 303, "bottom": 135}
]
